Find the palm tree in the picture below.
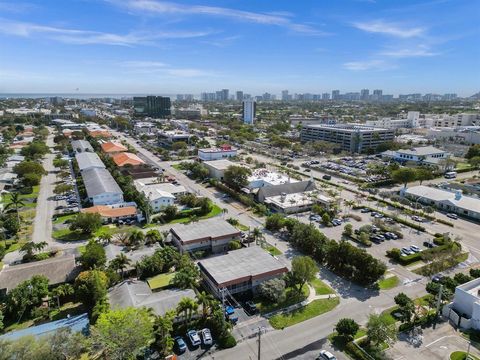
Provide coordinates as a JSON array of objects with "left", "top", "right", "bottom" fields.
[
  {"left": 51, "top": 283, "right": 74, "bottom": 308},
  {"left": 20, "top": 241, "right": 48, "bottom": 259},
  {"left": 5, "top": 192, "right": 25, "bottom": 225},
  {"left": 176, "top": 297, "right": 198, "bottom": 326},
  {"left": 252, "top": 227, "right": 265, "bottom": 248},
  {"left": 145, "top": 229, "right": 162, "bottom": 245},
  {"left": 222, "top": 208, "right": 228, "bottom": 219},
  {"left": 128, "top": 230, "right": 145, "bottom": 248},
  {"left": 196, "top": 291, "right": 215, "bottom": 319},
  {"left": 110, "top": 253, "right": 132, "bottom": 278},
  {"left": 98, "top": 233, "right": 113, "bottom": 245},
  {"left": 343, "top": 200, "right": 355, "bottom": 215}
]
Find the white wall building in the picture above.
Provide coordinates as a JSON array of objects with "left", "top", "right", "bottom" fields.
[
  {"left": 82, "top": 168, "right": 124, "bottom": 206},
  {"left": 134, "top": 180, "right": 187, "bottom": 212},
  {"left": 382, "top": 146, "right": 449, "bottom": 165},
  {"left": 445, "top": 278, "right": 480, "bottom": 330},
  {"left": 248, "top": 169, "right": 297, "bottom": 189},
  {"left": 203, "top": 159, "right": 237, "bottom": 180},
  {"left": 198, "top": 145, "right": 237, "bottom": 161}
]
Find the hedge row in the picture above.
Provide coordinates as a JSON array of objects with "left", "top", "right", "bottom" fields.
[{"left": 345, "top": 342, "right": 371, "bottom": 360}]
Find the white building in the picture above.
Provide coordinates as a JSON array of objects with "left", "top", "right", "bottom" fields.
[
  {"left": 75, "top": 152, "right": 106, "bottom": 172},
  {"left": 402, "top": 185, "right": 480, "bottom": 220},
  {"left": 445, "top": 278, "right": 480, "bottom": 330},
  {"left": 243, "top": 99, "right": 256, "bottom": 124},
  {"left": 198, "top": 145, "right": 237, "bottom": 161},
  {"left": 265, "top": 191, "right": 333, "bottom": 214},
  {"left": 134, "top": 122, "right": 156, "bottom": 134},
  {"left": 248, "top": 169, "right": 297, "bottom": 189},
  {"left": 134, "top": 179, "right": 187, "bottom": 212},
  {"left": 382, "top": 146, "right": 449, "bottom": 165},
  {"left": 82, "top": 168, "right": 124, "bottom": 206},
  {"left": 203, "top": 159, "right": 237, "bottom": 180}
]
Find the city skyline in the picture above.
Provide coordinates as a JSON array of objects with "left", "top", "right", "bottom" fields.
[{"left": 0, "top": 0, "right": 479, "bottom": 95}]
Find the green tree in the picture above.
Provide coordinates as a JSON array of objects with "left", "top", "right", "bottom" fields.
[
  {"left": 69, "top": 213, "right": 102, "bottom": 234},
  {"left": 290, "top": 256, "right": 318, "bottom": 295},
  {"left": 51, "top": 284, "right": 74, "bottom": 308},
  {"left": 22, "top": 172, "right": 41, "bottom": 186},
  {"left": 80, "top": 240, "right": 107, "bottom": 270},
  {"left": 469, "top": 156, "right": 480, "bottom": 170},
  {"left": 171, "top": 255, "right": 200, "bottom": 289},
  {"left": 392, "top": 168, "right": 417, "bottom": 188},
  {"left": 154, "top": 310, "right": 175, "bottom": 356},
  {"left": 74, "top": 270, "right": 108, "bottom": 308},
  {"left": 343, "top": 223, "right": 353, "bottom": 237},
  {"left": 5, "top": 275, "right": 49, "bottom": 321},
  {"left": 366, "top": 313, "right": 397, "bottom": 347},
  {"left": 265, "top": 214, "right": 285, "bottom": 232},
  {"left": 20, "top": 241, "right": 47, "bottom": 260},
  {"left": 415, "top": 168, "right": 433, "bottom": 185},
  {"left": 5, "top": 192, "right": 25, "bottom": 225},
  {"left": 109, "top": 253, "right": 132, "bottom": 278},
  {"left": 3, "top": 213, "right": 20, "bottom": 235},
  {"left": 92, "top": 307, "right": 154, "bottom": 360},
  {"left": 335, "top": 318, "right": 359, "bottom": 341},
  {"left": 127, "top": 230, "right": 145, "bottom": 248},
  {"left": 172, "top": 141, "right": 188, "bottom": 151},
  {"left": 53, "top": 183, "right": 74, "bottom": 195},
  {"left": 466, "top": 144, "right": 480, "bottom": 159},
  {"left": 258, "top": 278, "right": 286, "bottom": 303},
  {"left": 223, "top": 165, "right": 252, "bottom": 191},
  {"left": 176, "top": 297, "right": 199, "bottom": 326},
  {"left": 196, "top": 291, "right": 216, "bottom": 319},
  {"left": 394, "top": 292, "right": 415, "bottom": 323},
  {"left": 163, "top": 205, "right": 178, "bottom": 220},
  {"left": 321, "top": 212, "right": 331, "bottom": 226}
]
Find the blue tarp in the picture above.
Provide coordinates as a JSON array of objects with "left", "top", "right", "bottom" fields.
[{"left": 0, "top": 313, "right": 89, "bottom": 341}]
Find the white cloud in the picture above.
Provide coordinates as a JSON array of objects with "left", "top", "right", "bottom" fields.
[
  {"left": 120, "top": 60, "right": 168, "bottom": 68},
  {"left": 119, "top": 60, "right": 213, "bottom": 77},
  {"left": 379, "top": 46, "right": 439, "bottom": 58},
  {"left": 343, "top": 59, "right": 392, "bottom": 71},
  {"left": 0, "top": 19, "right": 212, "bottom": 46},
  {"left": 353, "top": 20, "right": 425, "bottom": 38},
  {"left": 109, "top": 0, "right": 328, "bottom": 35}
]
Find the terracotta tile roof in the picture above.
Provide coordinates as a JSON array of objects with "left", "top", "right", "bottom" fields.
[
  {"left": 101, "top": 141, "right": 128, "bottom": 153},
  {"left": 82, "top": 205, "right": 137, "bottom": 217},
  {"left": 88, "top": 129, "right": 111, "bottom": 138},
  {"left": 112, "top": 152, "right": 145, "bottom": 167}
]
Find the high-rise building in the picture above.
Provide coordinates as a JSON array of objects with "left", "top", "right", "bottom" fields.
[
  {"left": 372, "top": 89, "right": 383, "bottom": 101},
  {"left": 243, "top": 99, "right": 256, "bottom": 124},
  {"left": 322, "top": 93, "right": 330, "bottom": 100},
  {"left": 281, "top": 90, "right": 289, "bottom": 101},
  {"left": 263, "top": 92, "right": 272, "bottom": 101},
  {"left": 133, "top": 96, "right": 171, "bottom": 117},
  {"left": 222, "top": 89, "right": 229, "bottom": 102},
  {"left": 361, "top": 89, "right": 370, "bottom": 100},
  {"left": 176, "top": 94, "right": 184, "bottom": 101},
  {"left": 236, "top": 91, "right": 244, "bottom": 101},
  {"left": 215, "top": 91, "right": 223, "bottom": 101},
  {"left": 332, "top": 90, "right": 340, "bottom": 100},
  {"left": 201, "top": 92, "right": 216, "bottom": 101}
]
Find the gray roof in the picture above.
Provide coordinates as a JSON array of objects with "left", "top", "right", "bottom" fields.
[
  {"left": 108, "top": 279, "right": 196, "bottom": 316},
  {"left": 170, "top": 218, "right": 240, "bottom": 243},
  {"left": 82, "top": 167, "right": 123, "bottom": 198},
  {"left": 198, "top": 247, "right": 288, "bottom": 287},
  {"left": 396, "top": 146, "right": 447, "bottom": 156},
  {"left": 0, "top": 255, "right": 79, "bottom": 293},
  {"left": 75, "top": 152, "right": 105, "bottom": 171},
  {"left": 71, "top": 140, "right": 94, "bottom": 153},
  {"left": 257, "top": 180, "right": 316, "bottom": 202}
]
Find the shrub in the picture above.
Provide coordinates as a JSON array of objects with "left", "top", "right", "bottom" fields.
[
  {"left": 217, "top": 333, "right": 237, "bottom": 349},
  {"left": 386, "top": 248, "right": 401, "bottom": 261},
  {"left": 228, "top": 240, "right": 242, "bottom": 251},
  {"left": 470, "top": 269, "right": 480, "bottom": 278}
]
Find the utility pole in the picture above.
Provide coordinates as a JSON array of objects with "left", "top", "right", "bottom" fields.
[
  {"left": 434, "top": 284, "right": 443, "bottom": 328},
  {"left": 257, "top": 327, "right": 262, "bottom": 360}
]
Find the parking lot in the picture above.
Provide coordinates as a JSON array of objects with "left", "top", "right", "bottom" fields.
[
  {"left": 294, "top": 208, "right": 433, "bottom": 264},
  {"left": 53, "top": 156, "right": 81, "bottom": 215}
]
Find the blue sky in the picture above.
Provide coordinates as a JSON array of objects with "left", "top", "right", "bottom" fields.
[{"left": 0, "top": 0, "right": 479, "bottom": 95}]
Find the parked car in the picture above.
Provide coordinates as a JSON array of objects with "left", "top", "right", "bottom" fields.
[
  {"left": 322, "top": 175, "right": 332, "bottom": 180},
  {"left": 318, "top": 350, "right": 337, "bottom": 360},
  {"left": 446, "top": 213, "right": 458, "bottom": 220},
  {"left": 174, "top": 336, "right": 187, "bottom": 353},
  {"left": 331, "top": 219, "right": 342, "bottom": 226},
  {"left": 432, "top": 274, "right": 445, "bottom": 283},
  {"left": 187, "top": 330, "right": 201, "bottom": 347},
  {"left": 376, "top": 234, "right": 386, "bottom": 241},
  {"left": 309, "top": 214, "right": 321, "bottom": 222},
  {"left": 201, "top": 328, "right": 213, "bottom": 346},
  {"left": 245, "top": 301, "right": 258, "bottom": 314},
  {"left": 423, "top": 241, "right": 436, "bottom": 248},
  {"left": 401, "top": 247, "right": 414, "bottom": 255},
  {"left": 360, "top": 208, "right": 371, "bottom": 213},
  {"left": 410, "top": 245, "right": 421, "bottom": 253},
  {"left": 225, "top": 306, "right": 238, "bottom": 324}
]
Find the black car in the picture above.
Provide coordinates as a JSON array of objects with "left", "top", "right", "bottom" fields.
[
  {"left": 245, "top": 301, "right": 258, "bottom": 314},
  {"left": 423, "top": 241, "right": 436, "bottom": 248},
  {"left": 322, "top": 175, "right": 331, "bottom": 180}
]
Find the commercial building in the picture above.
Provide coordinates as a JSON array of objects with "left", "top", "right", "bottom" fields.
[
  {"left": 111, "top": 152, "right": 145, "bottom": 167},
  {"left": 198, "top": 247, "right": 288, "bottom": 297},
  {"left": 88, "top": 129, "right": 111, "bottom": 138},
  {"left": 71, "top": 140, "right": 94, "bottom": 154},
  {"left": 265, "top": 191, "right": 333, "bottom": 214},
  {"left": 444, "top": 278, "right": 480, "bottom": 330},
  {"left": 75, "top": 152, "right": 106, "bottom": 172},
  {"left": 243, "top": 99, "right": 256, "bottom": 124},
  {"left": 82, "top": 167, "right": 124, "bottom": 205},
  {"left": 198, "top": 144, "right": 237, "bottom": 161},
  {"left": 203, "top": 159, "right": 236, "bottom": 180},
  {"left": 158, "top": 130, "right": 191, "bottom": 144},
  {"left": 133, "top": 121, "right": 156, "bottom": 134},
  {"left": 101, "top": 141, "right": 128, "bottom": 155},
  {"left": 255, "top": 179, "right": 316, "bottom": 203},
  {"left": 427, "top": 127, "right": 480, "bottom": 145},
  {"left": 402, "top": 185, "right": 480, "bottom": 220},
  {"left": 248, "top": 169, "right": 297, "bottom": 189},
  {"left": 133, "top": 96, "right": 171, "bottom": 117},
  {"left": 169, "top": 218, "right": 241, "bottom": 254},
  {"left": 382, "top": 146, "right": 449, "bottom": 165},
  {"left": 300, "top": 124, "right": 395, "bottom": 153}
]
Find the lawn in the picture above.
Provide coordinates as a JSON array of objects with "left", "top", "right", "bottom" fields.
[
  {"left": 171, "top": 164, "right": 184, "bottom": 171},
  {"left": 310, "top": 278, "right": 334, "bottom": 295},
  {"left": 329, "top": 328, "right": 367, "bottom": 350},
  {"left": 456, "top": 162, "right": 472, "bottom": 171},
  {"left": 53, "top": 213, "right": 76, "bottom": 225},
  {"left": 269, "top": 298, "right": 339, "bottom": 329},
  {"left": 1, "top": 186, "right": 40, "bottom": 208},
  {"left": 265, "top": 244, "right": 282, "bottom": 256},
  {"left": 256, "top": 285, "right": 309, "bottom": 314},
  {"left": 379, "top": 306, "right": 399, "bottom": 326},
  {"left": 413, "top": 253, "right": 469, "bottom": 275},
  {"left": 378, "top": 275, "right": 399, "bottom": 290},
  {"left": 147, "top": 272, "right": 176, "bottom": 290},
  {"left": 450, "top": 351, "right": 479, "bottom": 360},
  {"left": 168, "top": 204, "right": 223, "bottom": 224},
  {"left": 236, "top": 223, "right": 249, "bottom": 231}
]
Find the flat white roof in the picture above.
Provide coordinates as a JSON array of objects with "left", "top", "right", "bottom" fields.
[
  {"left": 265, "top": 191, "right": 332, "bottom": 208},
  {"left": 248, "top": 169, "right": 296, "bottom": 186},
  {"left": 203, "top": 159, "right": 236, "bottom": 171}
]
